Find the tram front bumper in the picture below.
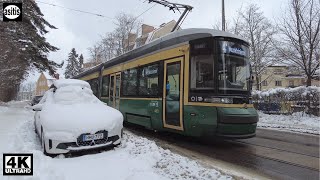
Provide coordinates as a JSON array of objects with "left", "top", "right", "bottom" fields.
[{"left": 215, "top": 107, "right": 258, "bottom": 138}]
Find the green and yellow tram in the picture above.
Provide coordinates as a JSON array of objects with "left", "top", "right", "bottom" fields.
[{"left": 75, "top": 28, "right": 258, "bottom": 138}]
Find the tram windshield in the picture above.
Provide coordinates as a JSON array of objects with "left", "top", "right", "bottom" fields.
[
  {"left": 218, "top": 41, "right": 250, "bottom": 92},
  {"left": 190, "top": 39, "right": 250, "bottom": 93}
]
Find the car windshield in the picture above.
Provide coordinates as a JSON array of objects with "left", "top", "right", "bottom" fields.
[
  {"left": 218, "top": 41, "right": 250, "bottom": 92},
  {"left": 53, "top": 86, "right": 97, "bottom": 104}
]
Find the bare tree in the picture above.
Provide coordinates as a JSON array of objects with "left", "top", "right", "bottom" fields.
[
  {"left": 88, "top": 44, "right": 104, "bottom": 63},
  {"left": 276, "top": 0, "right": 320, "bottom": 86},
  {"left": 88, "top": 13, "right": 141, "bottom": 63},
  {"left": 233, "top": 4, "right": 277, "bottom": 90},
  {"left": 212, "top": 19, "right": 231, "bottom": 32},
  {"left": 100, "top": 32, "right": 120, "bottom": 61},
  {"left": 114, "top": 13, "right": 140, "bottom": 54}
]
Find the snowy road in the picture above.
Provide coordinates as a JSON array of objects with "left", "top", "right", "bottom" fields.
[
  {"left": 258, "top": 111, "right": 320, "bottom": 135},
  {"left": 0, "top": 102, "right": 233, "bottom": 180},
  {"left": 129, "top": 126, "right": 320, "bottom": 180}
]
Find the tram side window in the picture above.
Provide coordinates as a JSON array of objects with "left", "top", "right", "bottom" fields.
[
  {"left": 122, "top": 68, "right": 138, "bottom": 96},
  {"left": 190, "top": 54, "right": 215, "bottom": 89},
  {"left": 89, "top": 78, "right": 99, "bottom": 97},
  {"left": 101, "top": 75, "right": 109, "bottom": 97},
  {"left": 138, "top": 63, "right": 159, "bottom": 97}
]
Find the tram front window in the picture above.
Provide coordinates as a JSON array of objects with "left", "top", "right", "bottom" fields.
[
  {"left": 219, "top": 41, "right": 250, "bottom": 92},
  {"left": 190, "top": 54, "right": 214, "bottom": 90}
]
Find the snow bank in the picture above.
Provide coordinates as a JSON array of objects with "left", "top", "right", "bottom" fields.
[
  {"left": 0, "top": 103, "right": 232, "bottom": 180},
  {"left": 257, "top": 111, "right": 320, "bottom": 135},
  {"left": 123, "top": 132, "right": 232, "bottom": 180},
  {"left": 252, "top": 86, "right": 320, "bottom": 97}
]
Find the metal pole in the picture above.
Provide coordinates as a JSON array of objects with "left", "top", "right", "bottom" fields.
[{"left": 222, "top": 0, "right": 225, "bottom": 31}]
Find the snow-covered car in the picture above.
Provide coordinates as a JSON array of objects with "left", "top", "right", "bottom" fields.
[{"left": 32, "top": 79, "right": 123, "bottom": 155}]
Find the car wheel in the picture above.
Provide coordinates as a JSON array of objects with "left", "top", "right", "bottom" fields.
[
  {"left": 41, "top": 132, "right": 50, "bottom": 156},
  {"left": 34, "top": 121, "right": 37, "bottom": 134}
]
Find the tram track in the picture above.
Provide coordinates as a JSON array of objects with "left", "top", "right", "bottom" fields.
[
  {"left": 234, "top": 138, "right": 319, "bottom": 158},
  {"left": 126, "top": 125, "right": 319, "bottom": 180}
]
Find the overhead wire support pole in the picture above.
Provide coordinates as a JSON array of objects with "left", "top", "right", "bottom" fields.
[
  {"left": 222, "top": 0, "right": 226, "bottom": 31},
  {"left": 147, "top": 0, "right": 193, "bottom": 32}
]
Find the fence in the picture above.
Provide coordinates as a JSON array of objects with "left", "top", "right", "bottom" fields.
[{"left": 252, "top": 86, "right": 320, "bottom": 116}]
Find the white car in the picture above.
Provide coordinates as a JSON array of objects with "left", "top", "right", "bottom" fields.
[{"left": 33, "top": 79, "right": 123, "bottom": 155}]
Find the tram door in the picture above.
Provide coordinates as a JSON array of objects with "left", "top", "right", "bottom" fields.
[
  {"left": 109, "top": 72, "right": 121, "bottom": 109},
  {"left": 163, "top": 57, "right": 184, "bottom": 131}
]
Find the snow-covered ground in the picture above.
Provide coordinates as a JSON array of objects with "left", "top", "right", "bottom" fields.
[
  {"left": 257, "top": 111, "right": 320, "bottom": 135},
  {"left": 0, "top": 102, "right": 232, "bottom": 180}
]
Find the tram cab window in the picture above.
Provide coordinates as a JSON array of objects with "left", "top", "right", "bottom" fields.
[
  {"left": 138, "top": 64, "right": 159, "bottom": 97},
  {"left": 122, "top": 68, "right": 138, "bottom": 96},
  {"left": 190, "top": 54, "right": 215, "bottom": 89},
  {"left": 101, "top": 75, "right": 109, "bottom": 97},
  {"left": 89, "top": 78, "right": 99, "bottom": 97}
]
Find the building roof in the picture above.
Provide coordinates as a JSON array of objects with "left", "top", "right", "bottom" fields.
[{"left": 40, "top": 72, "right": 57, "bottom": 87}]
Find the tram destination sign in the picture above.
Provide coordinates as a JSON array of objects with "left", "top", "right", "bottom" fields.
[{"left": 223, "top": 46, "right": 245, "bottom": 56}]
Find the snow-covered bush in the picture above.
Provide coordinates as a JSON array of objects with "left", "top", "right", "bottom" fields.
[{"left": 252, "top": 86, "right": 320, "bottom": 116}]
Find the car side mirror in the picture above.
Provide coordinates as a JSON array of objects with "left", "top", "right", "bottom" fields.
[{"left": 32, "top": 104, "right": 42, "bottom": 111}]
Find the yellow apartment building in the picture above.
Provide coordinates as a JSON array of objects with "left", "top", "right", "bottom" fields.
[
  {"left": 254, "top": 66, "right": 320, "bottom": 90},
  {"left": 35, "top": 73, "right": 57, "bottom": 96}
]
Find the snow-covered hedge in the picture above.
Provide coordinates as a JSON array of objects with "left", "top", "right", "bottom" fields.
[{"left": 252, "top": 86, "right": 320, "bottom": 116}]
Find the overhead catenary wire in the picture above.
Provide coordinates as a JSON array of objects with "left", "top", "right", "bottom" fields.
[
  {"left": 133, "top": 4, "right": 157, "bottom": 22},
  {"left": 35, "top": 0, "right": 114, "bottom": 19},
  {"left": 36, "top": 0, "right": 157, "bottom": 23}
]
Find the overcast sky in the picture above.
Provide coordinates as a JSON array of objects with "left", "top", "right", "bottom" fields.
[{"left": 26, "top": 0, "right": 287, "bottom": 82}]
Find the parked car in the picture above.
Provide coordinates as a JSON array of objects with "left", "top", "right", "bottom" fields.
[
  {"left": 32, "top": 79, "right": 123, "bottom": 155},
  {"left": 31, "top": 96, "right": 43, "bottom": 106}
]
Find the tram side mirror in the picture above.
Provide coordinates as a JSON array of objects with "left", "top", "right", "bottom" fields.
[{"left": 32, "top": 104, "right": 42, "bottom": 111}]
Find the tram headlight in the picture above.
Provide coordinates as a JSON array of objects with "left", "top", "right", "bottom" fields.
[
  {"left": 204, "top": 97, "right": 233, "bottom": 104},
  {"left": 220, "top": 98, "right": 233, "bottom": 104}
]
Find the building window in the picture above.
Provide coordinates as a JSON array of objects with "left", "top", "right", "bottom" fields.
[
  {"left": 273, "top": 69, "right": 283, "bottom": 74},
  {"left": 101, "top": 75, "right": 109, "bottom": 97},
  {"left": 289, "top": 80, "right": 294, "bottom": 87},
  {"left": 275, "top": 80, "right": 282, "bottom": 86},
  {"left": 262, "top": 80, "right": 268, "bottom": 86},
  {"left": 138, "top": 63, "right": 159, "bottom": 97},
  {"left": 122, "top": 68, "right": 138, "bottom": 96}
]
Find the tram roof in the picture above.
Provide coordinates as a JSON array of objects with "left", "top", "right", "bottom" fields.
[{"left": 74, "top": 28, "right": 247, "bottom": 79}]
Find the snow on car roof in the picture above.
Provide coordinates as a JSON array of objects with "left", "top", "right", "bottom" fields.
[{"left": 53, "top": 79, "right": 91, "bottom": 89}]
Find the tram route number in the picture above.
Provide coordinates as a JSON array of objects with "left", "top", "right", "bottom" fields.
[{"left": 190, "top": 96, "right": 203, "bottom": 102}]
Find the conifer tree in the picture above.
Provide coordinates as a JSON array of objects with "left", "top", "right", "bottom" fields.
[
  {"left": 65, "top": 48, "right": 81, "bottom": 79},
  {"left": 0, "top": 0, "right": 62, "bottom": 102},
  {"left": 78, "top": 54, "right": 84, "bottom": 72}
]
